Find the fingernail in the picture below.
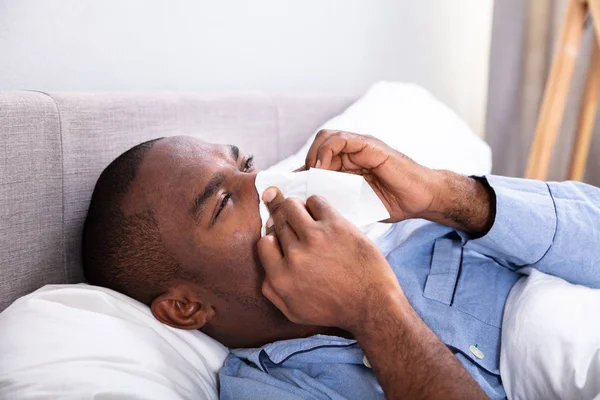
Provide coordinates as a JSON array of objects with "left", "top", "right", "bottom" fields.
[
  {"left": 263, "top": 188, "right": 276, "bottom": 203},
  {"left": 266, "top": 217, "right": 274, "bottom": 229},
  {"left": 315, "top": 159, "right": 321, "bottom": 169}
]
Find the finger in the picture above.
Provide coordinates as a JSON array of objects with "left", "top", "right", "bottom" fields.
[
  {"left": 305, "top": 195, "right": 340, "bottom": 221},
  {"left": 263, "top": 188, "right": 314, "bottom": 245},
  {"left": 293, "top": 165, "right": 307, "bottom": 172},
  {"left": 305, "top": 129, "right": 339, "bottom": 168},
  {"left": 307, "top": 131, "right": 378, "bottom": 171},
  {"left": 265, "top": 217, "right": 275, "bottom": 235},
  {"left": 275, "top": 197, "right": 315, "bottom": 241},
  {"left": 261, "top": 280, "right": 293, "bottom": 319},
  {"left": 316, "top": 134, "right": 369, "bottom": 170},
  {"left": 340, "top": 152, "right": 362, "bottom": 172},
  {"left": 262, "top": 189, "right": 299, "bottom": 251},
  {"left": 316, "top": 132, "right": 393, "bottom": 173},
  {"left": 328, "top": 155, "right": 343, "bottom": 172},
  {"left": 271, "top": 208, "right": 298, "bottom": 252},
  {"left": 257, "top": 235, "right": 284, "bottom": 275}
]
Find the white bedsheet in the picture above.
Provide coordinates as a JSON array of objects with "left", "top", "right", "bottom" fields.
[{"left": 501, "top": 269, "right": 600, "bottom": 400}]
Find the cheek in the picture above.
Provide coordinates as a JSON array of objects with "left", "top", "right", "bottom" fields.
[
  {"left": 227, "top": 223, "right": 263, "bottom": 276},
  {"left": 223, "top": 193, "right": 262, "bottom": 252},
  {"left": 190, "top": 194, "right": 264, "bottom": 293},
  {"left": 207, "top": 220, "right": 263, "bottom": 286}
]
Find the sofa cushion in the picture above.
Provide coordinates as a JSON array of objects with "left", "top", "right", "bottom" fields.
[
  {"left": 0, "top": 91, "right": 352, "bottom": 311},
  {"left": 0, "top": 91, "right": 63, "bottom": 311}
]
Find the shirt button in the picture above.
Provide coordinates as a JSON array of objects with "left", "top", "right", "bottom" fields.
[
  {"left": 469, "top": 345, "right": 484, "bottom": 359},
  {"left": 362, "top": 355, "right": 372, "bottom": 368}
]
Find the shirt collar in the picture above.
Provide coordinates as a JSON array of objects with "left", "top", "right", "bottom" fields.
[{"left": 230, "top": 334, "right": 358, "bottom": 371}]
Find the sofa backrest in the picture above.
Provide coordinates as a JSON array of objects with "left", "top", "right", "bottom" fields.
[{"left": 0, "top": 91, "right": 353, "bottom": 311}]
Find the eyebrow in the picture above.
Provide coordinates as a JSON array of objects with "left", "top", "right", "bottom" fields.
[
  {"left": 229, "top": 145, "right": 239, "bottom": 161},
  {"left": 191, "top": 172, "right": 226, "bottom": 220}
]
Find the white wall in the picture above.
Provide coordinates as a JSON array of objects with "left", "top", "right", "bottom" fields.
[{"left": 0, "top": 0, "right": 493, "bottom": 135}]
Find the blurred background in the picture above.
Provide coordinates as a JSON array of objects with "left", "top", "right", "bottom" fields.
[
  {"left": 1, "top": 0, "right": 598, "bottom": 184},
  {"left": 0, "top": 0, "right": 493, "bottom": 135}
]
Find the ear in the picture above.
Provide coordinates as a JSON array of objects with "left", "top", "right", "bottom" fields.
[{"left": 151, "top": 288, "right": 215, "bottom": 330}]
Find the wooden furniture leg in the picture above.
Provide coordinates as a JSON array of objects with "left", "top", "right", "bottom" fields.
[
  {"left": 567, "top": 36, "right": 600, "bottom": 180},
  {"left": 525, "top": 0, "right": 587, "bottom": 180}
]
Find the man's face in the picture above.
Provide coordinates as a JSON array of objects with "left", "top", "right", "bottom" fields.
[{"left": 126, "top": 136, "right": 310, "bottom": 347}]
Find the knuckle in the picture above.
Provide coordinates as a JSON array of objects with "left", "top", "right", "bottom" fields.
[
  {"left": 286, "top": 246, "right": 306, "bottom": 268},
  {"left": 315, "top": 129, "right": 330, "bottom": 140},
  {"left": 280, "top": 197, "right": 295, "bottom": 209},
  {"left": 307, "top": 228, "right": 325, "bottom": 244},
  {"left": 270, "top": 274, "right": 287, "bottom": 291},
  {"left": 287, "top": 197, "right": 305, "bottom": 210},
  {"left": 257, "top": 236, "right": 274, "bottom": 255},
  {"left": 256, "top": 237, "right": 268, "bottom": 253},
  {"left": 306, "top": 195, "right": 326, "bottom": 215},
  {"left": 279, "top": 198, "right": 305, "bottom": 218},
  {"left": 316, "top": 143, "right": 326, "bottom": 154},
  {"left": 278, "top": 279, "right": 294, "bottom": 297},
  {"left": 274, "top": 218, "right": 288, "bottom": 234},
  {"left": 285, "top": 245, "right": 300, "bottom": 261},
  {"left": 306, "top": 194, "right": 323, "bottom": 206},
  {"left": 357, "top": 134, "right": 371, "bottom": 145},
  {"left": 329, "top": 218, "right": 348, "bottom": 232},
  {"left": 261, "top": 280, "right": 272, "bottom": 296}
]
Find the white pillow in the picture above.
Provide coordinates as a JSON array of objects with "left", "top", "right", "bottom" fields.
[
  {"left": 501, "top": 269, "right": 600, "bottom": 400},
  {"left": 0, "top": 284, "right": 228, "bottom": 400},
  {"left": 268, "top": 81, "right": 492, "bottom": 176}
]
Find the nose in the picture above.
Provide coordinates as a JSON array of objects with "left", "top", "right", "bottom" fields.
[
  {"left": 245, "top": 171, "right": 263, "bottom": 235},
  {"left": 244, "top": 171, "right": 261, "bottom": 205}
]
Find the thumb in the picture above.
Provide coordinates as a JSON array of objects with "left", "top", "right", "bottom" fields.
[{"left": 262, "top": 186, "right": 285, "bottom": 216}]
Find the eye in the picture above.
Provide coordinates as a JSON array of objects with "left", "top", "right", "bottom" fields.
[
  {"left": 214, "top": 193, "right": 232, "bottom": 221},
  {"left": 243, "top": 155, "right": 254, "bottom": 172}
]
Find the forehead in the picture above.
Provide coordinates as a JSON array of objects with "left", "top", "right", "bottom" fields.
[
  {"left": 121, "top": 136, "right": 231, "bottom": 214},
  {"left": 150, "top": 136, "right": 229, "bottom": 166}
]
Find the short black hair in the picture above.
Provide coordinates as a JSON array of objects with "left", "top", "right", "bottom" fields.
[{"left": 82, "top": 138, "right": 183, "bottom": 305}]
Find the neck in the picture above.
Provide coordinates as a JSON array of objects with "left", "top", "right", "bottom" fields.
[{"left": 204, "top": 320, "right": 352, "bottom": 349}]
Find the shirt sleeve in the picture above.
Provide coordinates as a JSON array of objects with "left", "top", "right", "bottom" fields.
[{"left": 459, "top": 175, "right": 600, "bottom": 288}]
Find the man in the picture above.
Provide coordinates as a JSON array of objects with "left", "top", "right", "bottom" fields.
[{"left": 82, "top": 131, "right": 600, "bottom": 399}]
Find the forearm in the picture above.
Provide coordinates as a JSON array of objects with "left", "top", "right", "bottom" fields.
[
  {"left": 353, "top": 290, "right": 488, "bottom": 400},
  {"left": 422, "top": 170, "right": 494, "bottom": 236}
]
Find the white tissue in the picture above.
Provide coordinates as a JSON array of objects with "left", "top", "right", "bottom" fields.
[{"left": 255, "top": 169, "right": 390, "bottom": 236}]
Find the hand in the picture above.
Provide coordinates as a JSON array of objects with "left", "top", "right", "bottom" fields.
[
  {"left": 303, "top": 129, "right": 440, "bottom": 223},
  {"left": 257, "top": 187, "right": 405, "bottom": 333},
  {"left": 303, "top": 130, "right": 493, "bottom": 235}
]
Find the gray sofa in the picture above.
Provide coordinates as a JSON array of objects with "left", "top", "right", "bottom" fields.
[{"left": 0, "top": 91, "right": 354, "bottom": 311}]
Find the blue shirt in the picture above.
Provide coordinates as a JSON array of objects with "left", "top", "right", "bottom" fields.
[{"left": 219, "top": 175, "right": 600, "bottom": 399}]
